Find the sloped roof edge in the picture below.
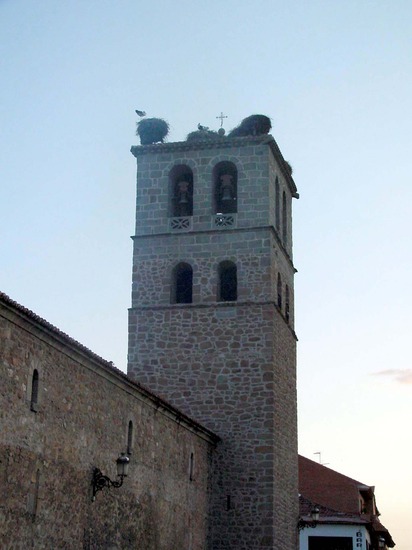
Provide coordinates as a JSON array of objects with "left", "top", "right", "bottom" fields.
[{"left": 0, "top": 291, "right": 220, "bottom": 444}]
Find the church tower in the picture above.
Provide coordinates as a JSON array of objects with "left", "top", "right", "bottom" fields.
[{"left": 128, "top": 129, "right": 299, "bottom": 549}]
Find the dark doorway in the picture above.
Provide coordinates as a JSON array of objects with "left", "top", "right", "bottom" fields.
[{"left": 309, "top": 536, "right": 353, "bottom": 550}]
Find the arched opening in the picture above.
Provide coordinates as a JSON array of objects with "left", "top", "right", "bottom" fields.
[
  {"left": 213, "top": 161, "right": 238, "bottom": 214},
  {"left": 275, "top": 177, "right": 280, "bottom": 231},
  {"left": 171, "top": 262, "right": 193, "bottom": 304},
  {"left": 285, "top": 285, "right": 290, "bottom": 324},
  {"left": 277, "top": 274, "right": 282, "bottom": 310},
  {"left": 282, "top": 191, "right": 287, "bottom": 245},
  {"left": 189, "top": 452, "right": 194, "bottom": 482},
  {"left": 30, "top": 369, "right": 39, "bottom": 412},
  {"left": 218, "top": 261, "right": 237, "bottom": 302},
  {"left": 169, "top": 165, "right": 194, "bottom": 217},
  {"left": 127, "top": 420, "right": 134, "bottom": 455}
]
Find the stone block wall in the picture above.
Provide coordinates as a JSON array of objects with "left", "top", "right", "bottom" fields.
[
  {"left": 131, "top": 135, "right": 297, "bottom": 239},
  {"left": 128, "top": 303, "right": 298, "bottom": 549},
  {"left": 0, "top": 293, "right": 217, "bottom": 550},
  {"left": 128, "top": 135, "right": 299, "bottom": 549}
]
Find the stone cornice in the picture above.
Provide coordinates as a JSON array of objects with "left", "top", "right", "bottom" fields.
[{"left": 130, "top": 134, "right": 299, "bottom": 198}]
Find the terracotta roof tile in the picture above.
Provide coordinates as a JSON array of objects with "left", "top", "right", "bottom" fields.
[
  {"left": 299, "top": 455, "right": 395, "bottom": 547},
  {"left": 299, "top": 454, "right": 367, "bottom": 514}
]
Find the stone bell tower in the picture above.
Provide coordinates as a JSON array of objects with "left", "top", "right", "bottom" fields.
[{"left": 128, "top": 130, "right": 299, "bottom": 550}]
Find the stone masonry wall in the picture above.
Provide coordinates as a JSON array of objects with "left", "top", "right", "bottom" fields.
[
  {"left": 0, "top": 296, "right": 217, "bottom": 550},
  {"left": 130, "top": 136, "right": 296, "bottom": 330},
  {"left": 128, "top": 303, "right": 298, "bottom": 549},
  {"left": 131, "top": 136, "right": 297, "bottom": 239},
  {"left": 128, "top": 136, "right": 299, "bottom": 549},
  {"left": 131, "top": 228, "right": 295, "bottom": 329}
]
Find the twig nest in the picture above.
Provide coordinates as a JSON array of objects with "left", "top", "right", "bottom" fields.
[
  {"left": 228, "top": 114, "right": 272, "bottom": 137},
  {"left": 186, "top": 129, "right": 222, "bottom": 141},
  {"left": 137, "top": 118, "right": 169, "bottom": 145}
]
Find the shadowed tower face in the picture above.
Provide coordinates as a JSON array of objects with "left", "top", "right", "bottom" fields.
[{"left": 128, "top": 134, "right": 299, "bottom": 550}]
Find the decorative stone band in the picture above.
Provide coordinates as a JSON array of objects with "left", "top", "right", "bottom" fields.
[
  {"left": 213, "top": 213, "right": 236, "bottom": 229},
  {"left": 169, "top": 215, "right": 237, "bottom": 231},
  {"left": 169, "top": 217, "right": 193, "bottom": 231}
]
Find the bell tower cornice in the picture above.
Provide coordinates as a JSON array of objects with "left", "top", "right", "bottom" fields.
[{"left": 130, "top": 134, "right": 299, "bottom": 199}]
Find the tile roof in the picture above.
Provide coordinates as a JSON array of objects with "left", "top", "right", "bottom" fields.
[
  {"left": 298, "top": 455, "right": 395, "bottom": 547},
  {"left": 299, "top": 454, "right": 368, "bottom": 514},
  {"left": 299, "top": 494, "right": 367, "bottom": 524}
]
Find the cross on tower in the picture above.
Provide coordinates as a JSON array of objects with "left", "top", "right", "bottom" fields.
[{"left": 216, "top": 111, "right": 228, "bottom": 127}]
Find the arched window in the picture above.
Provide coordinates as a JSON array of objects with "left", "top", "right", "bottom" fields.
[
  {"left": 127, "top": 420, "right": 134, "bottom": 455},
  {"left": 171, "top": 262, "right": 193, "bottom": 304},
  {"left": 275, "top": 177, "right": 280, "bottom": 231},
  {"left": 30, "top": 369, "right": 39, "bottom": 412},
  {"left": 189, "top": 452, "right": 194, "bottom": 482},
  {"left": 282, "top": 191, "right": 287, "bottom": 245},
  {"left": 169, "top": 165, "right": 194, "bottom": 217},
  {"left": 277, "top": 274, "right": 282, "bottom": 310},
  {"left": 285, "top": 285, "right": 290, "bottom": 324},
  {"left": 218, "top": 261, "right": 237, "bottom": 302},
  {"left": 213, "top": 161, "right": 238, "bottom": 214}
]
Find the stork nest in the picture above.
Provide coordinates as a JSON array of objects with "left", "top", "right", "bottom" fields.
[
  {"left": 186, "top": 130, "right": 222, "bottom": 141},
  {"left": 228, "top": 114, "right": 272, "bottom": 137},
  {"left": 137, "top": 117, "right": 169, "bottom": 145}
]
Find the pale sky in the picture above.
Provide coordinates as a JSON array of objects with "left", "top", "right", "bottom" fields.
[{"left": 1, "top": 1, "right": 411, "bottom": 547}]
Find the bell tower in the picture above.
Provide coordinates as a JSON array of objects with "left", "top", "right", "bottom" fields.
[{"left": 128, "top": 132, "right": 299, "bottom": 549}]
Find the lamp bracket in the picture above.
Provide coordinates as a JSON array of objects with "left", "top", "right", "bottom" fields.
[
  {"left": 297, "top": 518, "right": 318, "bottom": 531},
  {"left": 91, "top": 468, "right": 125, "bottom": 501}
]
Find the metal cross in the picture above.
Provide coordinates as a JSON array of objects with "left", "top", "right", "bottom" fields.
[{"left": 216, "top": 111, "right": 228, "bottom": 127}]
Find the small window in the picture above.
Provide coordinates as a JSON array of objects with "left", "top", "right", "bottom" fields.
[
  {"left": 169, "top": 165, "right": 194, "bottom": 217},
  {"left": 218, "top": 261, "right": 237, "bottom": 302},
  {"left": 213, "top": 161, "right": 238, "bottom": 214},
  {"left": 285, "top": 285, "right": 290, "bottom": 324},
  {"left": 277, "top": 274, "right": 282, "bottom": 310},
  {"left": 189, "top": 452, "right": 194, "bottom": 481},
  {"left": 30, "top": 369, "right": 39, "bottom": 412},
  {"left": 171, "top": 262, "right": 193, "bottom": 304},
  {"left": 282, "top": 191, "right": 287, "bottom": 245},
  {"left": 275, "top": 177, "right": 280, "bottom": 230},
  {"left": 127, "top": 420, "right": 134, "bottom": 455}
]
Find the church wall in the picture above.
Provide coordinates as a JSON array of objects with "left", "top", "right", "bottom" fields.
[
  {"left": 0, "top": 296, "right": 217, "bottom": 550},
  {"left": 133, "top": 140, "right": 272, "bottom": 237},
  {"left": 128, "top": 302, "right": 298, "bottom": 549},
  {"left": 268, "top": 152, "right": 294, "bottom": 259},
  {"left": 272, "top": 309, "right": 299, "bottom": 549},
  {"left": 131, "top": 228, "right": 274, "bottom": 306},
  {"left": 129, "top": 136, "right": 299, "bottom": 549}
]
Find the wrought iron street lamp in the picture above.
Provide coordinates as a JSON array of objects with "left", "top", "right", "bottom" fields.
[
  {"left": 297, "top": 506, "right": 320, "bottom": 531},
  {"left": 91, "top": 452, "right": 130, "bottom": 501}
]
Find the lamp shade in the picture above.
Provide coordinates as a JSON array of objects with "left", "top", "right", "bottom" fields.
[
  {"left": 311, "top": 506, "right": 320, "bottom": 522},
  {"left": 116, "top": 453, "right": 130, "bottom": 477}
]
